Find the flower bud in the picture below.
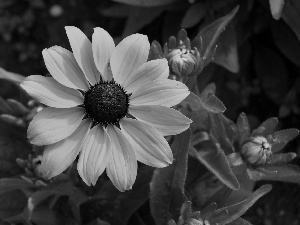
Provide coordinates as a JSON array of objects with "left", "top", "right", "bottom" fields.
[
  {"left": 241, "top": 136, "right": 272, "bottom": 166},
  {"left": 167, "top": 47, "right": 200, "bottom": 77}
]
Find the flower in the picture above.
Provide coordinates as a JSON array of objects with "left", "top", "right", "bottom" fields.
[
  {"left": 20, "top": 26, "right": 192, "bottom": 191},
  {"left": 240, "top": 136, "right": 272, "bottom": 166}
]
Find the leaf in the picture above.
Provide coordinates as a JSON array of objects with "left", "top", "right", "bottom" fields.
[
  {"left": 257, "top": 164, "right": 300, "bottom": 184},
  {"left": 148, "top": 40, "right": 164, "bottom": 61},
  {"left": 271, "top": 20, "right": 300, "bottom": 67},
  {"left": 179, "top": 92, "right": 225, "bottom": 113},
  {"left": 0, "top": 67, "right": 24, "bottom": 83},
  {"left": 209, "top": 113, "right": 236, "bottom": 154},
  {"left": 0, "top": 178, "right": 35, "bottom": 195},
  {"left": 150, "top": 129, "right": 191, "bottom": 225},
  {"left": 227, "top": 218, "right": 253, "bottom": 225},
  {"left": 0, "top": 190, "right": 27, "bottom": 219},
  {"left": 266, "top": 152, "right": 297, "bottom": 165},
  {"left": 282, "top": 0, "right": 300, "bottom": 42},
  {"left": 254, "top": 45, "right": 288, "bottom": 105},
  {"left": 268, "top": 128, "right": 299, "bottom": 153},
  {"left": 251, "top": 117, "right": 278, "bottom": 137},
  {"left": 218, "top": 184, "right": 272, "bottom": 225},
  {"left": 122, "top": 7, "right": 164, "bottom": 37},
  {"left": 236, "top": 113, "right": 250, "bottom": 145},
  {"left": 269, "top": 0, "right": 285, "bottom": 20},
  {"left": 111, "top": 0, "right": 180, "bottom": 7},
  {"left": 213, "top": 24, "right": 239, "bottom": 73},
  {"left": 191, "top": 6, "right": 239, "bottom": 64},
  {"left": 181, "top": 2, "right": 206, "bottom": 29},
  {"left": 191, "top": 141, "right": 239, "bottom": 190}
]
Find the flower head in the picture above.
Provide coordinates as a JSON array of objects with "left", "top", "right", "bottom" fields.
[{"left": 21, "top": 26, "right": 192, "bottom": 191}]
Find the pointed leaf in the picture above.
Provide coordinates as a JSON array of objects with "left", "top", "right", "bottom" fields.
[
  {"left": 236, "top": 113, "right": 250, "bottom": 145},
  {"left": 191, "top": 141, "right": 239, "bottom": 190},
  {"left": 218, "top": 184, "right": 272, "bottom": 225},
  {"left": 213, "top": 24, "right": 239, "bottom": 73},
  {"left": 0, "top": 67, "right": 24, "bottom": 83},
  {"left": 251, "top": 117, "right": 278, "bottom": 137},
  {"left": 268, "top": 128, "right": 299, "bottom": 153},
  {"left": 257, "top": 164, "right": 300, "bottom": 184},
  {"left": 150, "top": 129, "right": 191, "bottom": 225},
  {"left": 192, "top": 6, "right": 239, "bottom": 63},
  {"left": 209, "top": 113, "right": 236, "bottom": 154},
  {"left": 111, "top": 0, "right": 180, "bottom": 7},
  {"left": 227, "top": 218, "right": 253, "bottom": 225}
]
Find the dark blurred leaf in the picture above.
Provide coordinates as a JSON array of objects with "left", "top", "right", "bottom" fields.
[
  {"left": 251, "top": 117, "right": 278, "bottom": 137},
  {"left": 0, "top": 190, "right": 27, "bottom": 219},
  {"left": 268, "top": 128, "right": 299, "bottom": 153},
  {"left": 269, "top": 0, "right": 285, "bottom": 20},
  {"left": 111, "top": 0, "right": 180, "bottom": 7},
  {"left": 213, "top": 24, "right": 239, "bottom": 73},
  {"left": 150, "top": 129, "right": 190, "bottom": 225},
  {"left": 258, "top": 164, "right": 300, "bottom": 184},
  {"left": 0, "top": 178, "right": 34, "bottom": 195},
  {"left": 181, "top": 2, "right": 206, "bottom": 29},
  {"left": 254, "top": 45, "right": 288, "bottom": 105},
  {"left": 100, "top": 4, "right": 131, "bottom": 17},
  {"left": 282, "top": 0, "right": 300, "bottom": 42},
  {"left": 191, "top": 141, "right": 239, "bottom": 190},
  {"left": 163, "top": 10, "right": 185, "bottom": 42},
  {"left": 271, "top": 20, "right": 300, "bottom": 67},
  {"left": 218, "top": 184, "right": 272, "bottom": 225},
  {"left": 192, "top": 6, "right": 239, "bottom": 64},
  {"left": 0, "top": 67, "right": 24, "bottom": 83},
  {"left": 122, "top": 7, "right": 164, "bottom": 37},
  {"left": 266, "top": 152, "right": 297, "bottom": 165},
  {"left": 236, "top": 113, "right": 250, "bottom": 145}
]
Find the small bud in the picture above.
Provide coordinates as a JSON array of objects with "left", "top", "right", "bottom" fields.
[
  {"left": 49, "top": 4, "right": 63, "bottom": 17},
  {"left": 241, "top": 136, "right": 272, "bottom": 166}
]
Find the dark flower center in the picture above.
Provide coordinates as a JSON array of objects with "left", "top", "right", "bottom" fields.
[{"left": 83, "top": 80, "right": 130, "bottom": 127}]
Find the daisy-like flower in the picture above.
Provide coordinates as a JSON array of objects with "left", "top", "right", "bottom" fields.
[{"left": 20, "top": 26, "right": 192, "bottom": 191}]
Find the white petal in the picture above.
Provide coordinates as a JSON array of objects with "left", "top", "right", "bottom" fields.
[
  {"left": 129, "top": 105, "right": 192, "bottom": 136},
  {"left": 21, "top": 75, "right": 83, "bottom": 108},
  {"left": 110, "top": 33, "right": 149, "bottom": 86},
  {"left": 92, "top": 27, "right": 115, "bottom": 80},
  {"left": 65, "top": 26, "right": 100, "bottom": 85},
  {"left": 123, "top": 59, "right": 169, "bottom": 93},
  {"left": 120, "top": 118, "right": 173, "bottom": 168},
  {"left": 39, "top": 119, "right": 91, "bottom": 179},
  {"left": 106, "top": 125, "right": 137, "bottom": 192},
  {"left": 130, "top": 79, "right": 190, "bottom": 107},
  {"left": 28, "top": 107, "right": 85, "bottom": 145},
  {"left": 42, "top": 46, "right": 89, "bottom": 90},
  {"left": 77, "top": 126, "right": 111, "bottom": 186}
]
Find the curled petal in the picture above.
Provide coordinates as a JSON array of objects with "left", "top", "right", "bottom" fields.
[
  {"left": 106, "top": 125, "right": 137, "bottom": 192},
  {"left": 65, "top": 26, "right": 100, "bottom": 85},
  {"left": 28, "top": 107, "right": 85, "bottom": 145},
  {"left": 39, "top": 119, "right": 91, "bottom": 178},
  {"left": 42, "top": 46, "right": 89, "bottom": 90},
  {"left": 120, "top": 118, "right": 173, "bottom": 168},
  {"left": 110, "top": 33, "right": 149, "bottom": 86},
  {"left": 130, "top": 79, "right": 189, "bottom": 107},
  {"left": 78, "top": 126, "right": 111, "bottom": 186},
  {"left": 129, "top": 105, "right": 192, "bottom": 136},
  {"left": 21, "top": 75, "right": 83, "bottom": 108},
  {"left": 123, "top": 59, "right": 169, "bottom": 93}
]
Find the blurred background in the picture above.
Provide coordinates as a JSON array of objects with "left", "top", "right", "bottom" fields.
[{"left": 0, "top": 0, "right": 300, "bottom": 224}]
